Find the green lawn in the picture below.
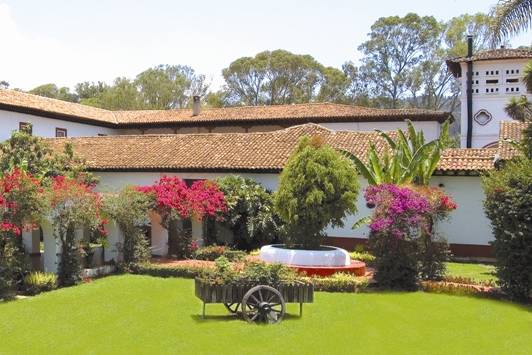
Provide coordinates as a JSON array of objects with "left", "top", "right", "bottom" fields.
[
  {"left": 445, "top": 262, "right": 498, "bottom": 283},
  {"left": 1, "top": 275, "right": 530, "bottom": 355}
]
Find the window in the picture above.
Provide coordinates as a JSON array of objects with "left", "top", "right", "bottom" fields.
[
  {"left": 506, "top": 78, "right": 519, "bottom": 83},
  {"left": 474, "top": 109, "right": 492, "bottom": 126},
  {"left": 486, "top": 79, "right": 498, "bottom": 84},
  {"left": 19, "top": 122, "right": 32, "bottom": 134},
  {"left": 55, "top": 128, "right": 67, "bottom": 137}
]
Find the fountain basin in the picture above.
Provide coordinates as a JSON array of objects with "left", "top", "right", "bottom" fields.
[{"left": 259, "top": 244, "right": 350, "bottom": 267}]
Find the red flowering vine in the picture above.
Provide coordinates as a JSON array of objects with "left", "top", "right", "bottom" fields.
[{"left": 138, "top": 176, "right": 227, "bottom": 226}]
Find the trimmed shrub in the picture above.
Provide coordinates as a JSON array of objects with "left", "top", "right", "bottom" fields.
[
  {"left": 23, "top": 272, "right": 58, "bottom": 295},
  {"left": 483, "top": 158, "right": 532, "bottom": 301},
  {"left": 306, "top": 273, "right": 369, "bottom": 292},
  {"left": 193, "top": 245, "right": 246, "bottom": 262},
  {"left": 274, "top": 136, "right": 359, "bottom": 249},
  {"left": 134, "top": 262, "right": 209, "bottom": 278}
]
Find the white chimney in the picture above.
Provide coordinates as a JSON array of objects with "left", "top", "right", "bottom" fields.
[{"left": 192, "top": 96, "right": 201, "bottom": 116}]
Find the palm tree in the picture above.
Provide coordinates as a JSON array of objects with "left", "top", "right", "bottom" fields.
[
  {"left": 490, "top": 0, "right": 532, "bottom": 45},
  {"left": 505, "top": 95, "right": 532, "bottom": 121}
]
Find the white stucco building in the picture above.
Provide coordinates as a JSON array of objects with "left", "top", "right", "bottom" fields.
[
  {"left": 0, "top": 89, "right": 448, "bottom": 140},
  {"left": 0, "top": 62, "right": 528, "bottom": 266},
  {"left": 447, "top": 46, "right": 532, "bottom": 148}
]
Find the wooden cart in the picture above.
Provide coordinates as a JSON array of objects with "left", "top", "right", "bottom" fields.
[{"left": 195, "top": 278, "right": 314, "bottom": 324}]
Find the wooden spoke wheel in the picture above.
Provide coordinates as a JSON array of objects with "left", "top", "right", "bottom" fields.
[
  {"left": 241, "top": 285, "right": 285, "bottom": 324},
  {"left": 224, "top": 303, "right": 240, "bottom": 314}
]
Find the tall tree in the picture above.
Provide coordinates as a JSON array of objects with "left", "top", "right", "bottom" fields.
[
  {"left": 29, "top": 83, "right": 78, "bottom": 102},
  {"left": 358, "top": 13, "right": 442, "bottom": 108},
  {"left": 135, "top": 65, "right": 209, "bottom": 109},
  {"left": 222, "top": 50, "right": 325, "bottom": 105},
  {"left": 490, "top": 0, "right": 532, "bottom": 45}
]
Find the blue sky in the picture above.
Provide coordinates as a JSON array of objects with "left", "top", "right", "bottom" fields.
[{"left": 0, "top": 0, "right": 530, "bottom": 91}]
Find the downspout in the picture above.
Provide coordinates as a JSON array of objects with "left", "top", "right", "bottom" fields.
[{"left": 466, "top": 35, "right": 473, "bottom": 148}]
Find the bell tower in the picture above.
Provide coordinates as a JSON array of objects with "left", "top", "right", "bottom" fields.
[{"left": 447, "top": 43, "right": 532, "bottom": 148}]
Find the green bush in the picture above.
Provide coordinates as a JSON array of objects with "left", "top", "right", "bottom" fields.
[
  {"left": 369, "top": 234, "right": 419, "bottom": 290},
  {"left": 198, "top": 259, "right": 300, "bottom": 286},
  {"left": 274, "top": 136, "right": 359, "bottom": 249},
  {"left": 104, "top": 187, "right": 152, "bottom": 271},
  {"left": 483, "top": 158, "right": 532, "bottom": 301},
  {"left": 349, "top": 250, "right": 376, "bottom": 265},
  {"left": 306, "top": 273, "right": 369, "bottom": 292},
  {"left": 134, "top": 263, "right": 208, "bottom": 279},
  {"left": 0, "top": 237, "right": 25, "bottom": 299},
  {"left": 207, "top": 176, "right": 282, "bottom": 250},
  {"left": 193, "top": 245, "right": 246, "bottom": 262},
  {"left": 23, "top": 272, "right": 58, "bottom": 295}
]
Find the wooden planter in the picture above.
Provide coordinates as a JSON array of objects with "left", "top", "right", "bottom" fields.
[
  {"left": 194, "top": 278, "right": 314, "bottom": 322},
  {"left": 194, "top": 278, "right": 314, "bottom": 304}
]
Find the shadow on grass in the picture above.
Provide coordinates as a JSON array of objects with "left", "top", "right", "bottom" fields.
[{"left": 190, "top": 312, "right": 302, "bottom": 323}]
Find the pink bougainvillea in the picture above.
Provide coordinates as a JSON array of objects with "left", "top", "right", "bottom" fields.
[
  {"left": 188, "top": 180, "right": 227, "bottom": 219},
  {"left": 138, "top": 176, "right": 227, "bottom": 226},
  {"left": 364, "top": 184, "right": 456, "bottom": 240}
]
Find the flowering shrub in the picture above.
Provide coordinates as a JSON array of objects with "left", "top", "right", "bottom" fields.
[
  {"left": 48, "top": 176, "right": 107, "bottom": 286},
  {"left": 0, "top": 168, "right": 46, "bottom": 297},
  {"left": 365, "top": 184, "right": 456, "bottom": 289},
  {"left": 138, "top": 176, "right": 226, "bottom": 258}
]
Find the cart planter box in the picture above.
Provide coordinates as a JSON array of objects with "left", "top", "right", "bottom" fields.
[{"left": 194, "top": 278, "right": 314, "bottom": 323}]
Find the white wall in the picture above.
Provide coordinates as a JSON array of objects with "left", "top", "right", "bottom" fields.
[
  {"left": 458, "top": 59, "right": 532, "bottom": 147},
  {"left": 95, "top": 171, "right": 493, "bottom": 247},
  {"left": 0, "top": 110, "right": 116, "bottom": 141}
]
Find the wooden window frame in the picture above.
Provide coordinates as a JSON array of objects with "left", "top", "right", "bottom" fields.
[
  {"left": 19, "top": 122, "right": 32, "bottom": 134},
  {"left": 55, "top": 127, "right": 68, "bottom": 138}
]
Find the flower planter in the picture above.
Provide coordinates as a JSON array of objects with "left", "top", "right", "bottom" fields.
[{"left": 194, "top": 278, "right": 314, "bottom": 323}]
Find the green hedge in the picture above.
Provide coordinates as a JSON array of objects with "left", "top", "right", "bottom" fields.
[
  {"left": 193, "top": 246, "right": 246, "bottom": 262},
  {"left": 133, "top": 263, "right": 208, "bottom": 279}
]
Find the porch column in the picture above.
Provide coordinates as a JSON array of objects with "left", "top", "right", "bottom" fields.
[
  {"left": 22, "top": 228, "right": 40, "bottom": 254},
  {"left": 150, "top": 212, "right": 168, "bottom": 257},
  {"left": 104, "top": 219, "right": 123, "bottom": 263},
  {"left": 191, "top": 219, "right": 204, "bottom": 246},
  {"left": 42, "top": 221, "right": 60, "bottom": 273}
]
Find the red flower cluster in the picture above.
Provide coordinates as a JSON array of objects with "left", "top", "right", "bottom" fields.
[
  {"left": 138, "top": 176, "right": 227, "bottom": 221},
  {"left": 0, "top": 168, "right": 43, "bottom": 237}
]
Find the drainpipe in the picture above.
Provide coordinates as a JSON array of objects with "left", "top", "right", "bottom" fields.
[{"left": 466, "top": 35, "right": 473, "bottom": 148}]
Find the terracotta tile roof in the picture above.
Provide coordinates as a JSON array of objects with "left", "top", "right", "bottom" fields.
[
  {"left": 113, "top": 103, "right": 451, "bottom": 126},
  {"left": 446, "top": 48, "right": 532, "bottom": 77},
  {"left": 437, "top": 148, "right": 496, "bottom": 172},
  {"left": 498, "top": 121, "right": 528, "bottom": 160},
  {"left": 0, "top": 89, "right": 116, "bottom": 125},
  {"left": 46, "top": 123, "right": 493, "bottom": 174},
  {"left": 0, "top": 89, "right": 450, "bottom": 127}
]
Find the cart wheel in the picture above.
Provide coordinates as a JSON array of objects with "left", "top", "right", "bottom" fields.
[
  {"left": 242, "top": 285, "right": 285, "bottom": 324},
  {"left": 224, "top": 303, "right": 240, "bottom": 314}
]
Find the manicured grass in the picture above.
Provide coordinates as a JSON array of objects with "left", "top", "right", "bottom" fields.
[
  {"left": 445, "top": 262, "right": 498, "bottom": 283},
  {"left": 1, "top": 275, "right": 530, "bottom": 354}
]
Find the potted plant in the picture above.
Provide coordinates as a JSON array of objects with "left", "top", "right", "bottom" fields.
[{"left": 261, "top": 136, "right": 360, "bottom": 267}]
